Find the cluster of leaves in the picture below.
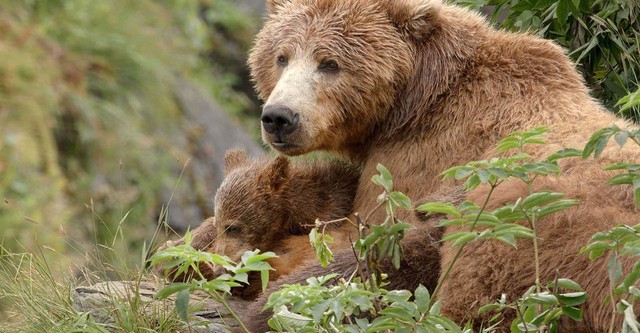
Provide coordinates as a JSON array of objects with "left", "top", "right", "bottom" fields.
[
  {"left": 266, "top": 276, "right": 464, "bottom": 333},
  {"left": 481, "top": 279, "right": 586, "bottom": 333},
  {"left": 148, "top": 231, "right": 276, "bottom": 333},
  {"left": 417, "top": 128, "right": 586, "bottom": 332},
  {"left": 579, "top": 125, "right": 640, "bottom": 332},
  {"left": 455, "top": 0, "right": 640, "bottom": 120},
  {"left": 267, "top": 164, "right": 460, "bottom": 332}
]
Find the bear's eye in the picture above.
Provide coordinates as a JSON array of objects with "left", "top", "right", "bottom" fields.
[
  {"left": 318, "top": 60, "right": 339, "bottom": 73},
  {"left": 225, "top": 225, "right": 241, "bottom": 235},
  {"left": 276, "top": 55, "right": 288, "bottom": 67}
]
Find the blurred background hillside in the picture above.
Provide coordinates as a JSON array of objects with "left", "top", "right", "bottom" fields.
[
  {"left": 0, "top": 0, "right": 637, "bottom": 275},
  {"left": 0, "top": 0, "right": 267, "bottom": 272}
]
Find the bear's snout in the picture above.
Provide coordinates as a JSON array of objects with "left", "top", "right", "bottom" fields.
[{"left": 261, "top": 105, "right": 299, "bottom": 137}]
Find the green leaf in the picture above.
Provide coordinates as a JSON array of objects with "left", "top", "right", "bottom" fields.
[
  {"left": 261, "top": 269, "right": 270, "bottom": 292},
  {"left": 556, "top": 0, "right": 570, "bottom": 25},
  {"left": 521, "top": 192, "right": 564, "bottom": 210},
  {"left": 415, "top": 202, "right": 461, "bottom": 218},
  {"left": 608, "top": 173, "right": 634, "bottom": 185},
  {"left": 414, "top": 284, "right": 430, "bottom": 314},
  {"left": 442, "top": 231, "right": 478, "bottom": 247},
  {"left": 609, "top": 254, "right": 623, "bottom": 284},
  {"left": 245, "top": 251, "right": 278, "bottom": 264},
  {"left": 616, "top": 88, "right": 640, "bottom": 113},
  {"left": 549, "top": 278, "right": 584, "bottom": 291},
  {"left": 155, "top": 282, "right": 193, "bottom": 300},
  {"left": 389, "top": 191, "right": 412, "bottom": 210},
  {"left": 465, "top": 174, "right": 481, "bottom": 190},
  {"left": 537, "top": 199, "right": 580, "bottom": 219},
  {"left": 454, "top": 166, "right": 476, "bottom": 180},
  {"left": 175, "top": 288, "right": 190, "bottom": 321},
  {"left": 615, "top": 131, "right": 629, "bottom": 147},
  {"left": 546, "top": 148, "right": 582, "bottom": 162},
  {"left": 273, "top": 305, "right": 313, "bottom": 329},
  {"left": 562, "top": 306, "right": 583, "bottom": 321},
  {"left": 623, "top": 303, "right": 640, "bottom": 333},
  {"left": 496, "top": 136, "right": 521, "bottom": 153},
  {"left": 523, "top": 292, "right": 559, "bottom": 306},
  {"left": 557, "top": 292, "right": 587, "bottom": 307}
]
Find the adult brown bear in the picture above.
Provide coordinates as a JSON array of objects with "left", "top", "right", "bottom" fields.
[{"left": 246, "top": 0, "right": 640, "bottom": 331}]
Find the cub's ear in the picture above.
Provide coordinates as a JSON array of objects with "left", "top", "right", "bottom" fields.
[
  {"left": 267, "top": 0, "right": 291, "bottom": 14},
  {"left": 387, "top": 0, "right": 442, "bottom": 40},
  {"left": 263, "top": 155, "right": 290, "bottom": 192},
  {"left": 224, "top": 149, "right": 249, "bottom": 175}
]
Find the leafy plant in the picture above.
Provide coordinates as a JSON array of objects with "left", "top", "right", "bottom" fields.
[
  {"left": 580, "top": 125, "right": 640, "bottom": 333},
  {"left": 455, "top": 0, "right": 640, "bottom": 120},
  {"left": 148, "top": 231, "right": 277, "bottom": 333}
]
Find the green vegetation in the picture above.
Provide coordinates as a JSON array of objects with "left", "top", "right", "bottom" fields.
[
  {"left": 0, "top": 0, "right": 256, "bottom": 266},
  {"left": 457, "top": 0, "right": 640, "bottom": 120}
]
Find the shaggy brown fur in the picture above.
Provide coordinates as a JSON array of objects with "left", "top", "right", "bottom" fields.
[
  {"left": 157, "top": 149, "right": 360, "bottom": 299},
  {"left": 248, "top": 0, "right": 640, "bottom": 331}
]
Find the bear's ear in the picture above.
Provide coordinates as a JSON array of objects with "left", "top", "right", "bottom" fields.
[
  {"left": 224, "top": 149, "right": 249, "bottom": 175},
  {"left": 387, "top": 0, "right": 442, "bottom": 40},
  {"left": 266, "top": 0, "right": 291, "bottom": 14},
  {"left": 263, "top": 155, "right": 290, "bottom": 192}
]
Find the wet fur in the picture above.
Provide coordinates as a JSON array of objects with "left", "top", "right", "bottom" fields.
[{"left": 248, "top": 0, "right": 640, "bottom": 331}]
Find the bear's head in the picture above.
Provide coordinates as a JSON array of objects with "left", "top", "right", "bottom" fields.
[
  {"left": 212, "top": 149, "right": 305, "bottom": 265},
  {"left": 249, "top": 0, "right": 444, "bottom": 157}
]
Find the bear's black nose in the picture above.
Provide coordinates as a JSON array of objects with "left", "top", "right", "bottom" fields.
[{"left": 261, "top": 105, "right": 299, "bottom": 135}]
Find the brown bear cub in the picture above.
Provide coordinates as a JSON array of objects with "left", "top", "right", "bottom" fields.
[{"left": 157, "top": 149, "right": 360, "bottom": 299}]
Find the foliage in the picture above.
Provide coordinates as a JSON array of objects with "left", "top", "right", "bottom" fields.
[
  {"left": 455, "top": 0, "right": 640, "bottom": 120},
  {"left": 579, "top": 125, "right": 640, "bottom": 333},
  {"left": 148, "top": 231, "right": 277, "bottom": 333},
  {"left": 0, "top": 0, "right": 257, "bottom": 271}
]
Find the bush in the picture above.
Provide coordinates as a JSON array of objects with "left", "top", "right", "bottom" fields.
[{"left": 456, "top": 0, "right": 640, "bottom": 120}]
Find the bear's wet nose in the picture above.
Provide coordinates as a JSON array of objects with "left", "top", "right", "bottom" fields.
[{"left": 261, "top": 105, "right": 299, "bottom": 136}]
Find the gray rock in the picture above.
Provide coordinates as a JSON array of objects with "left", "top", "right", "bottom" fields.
[
  {"left": 72, "top": 280, "right": 249, "bottom": 333},
  {"left": 161, "top": 77, "right": 264, "bottom": 233}
]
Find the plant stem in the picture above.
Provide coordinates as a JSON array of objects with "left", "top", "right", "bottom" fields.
[
  {"left": 608, "top": 253, "right": 618, "bottom": 333},
  {"left": 213, "top": 293, "right": 251, "bottom": 333},
  {"left": 532, "top": 214, "right": 541, "bottom": 294},
  {"left": 428, "top": 184, "right": 497, "bottom": 308}
]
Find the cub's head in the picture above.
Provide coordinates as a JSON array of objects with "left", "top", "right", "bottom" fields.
[
  {"left": 212, "top": 149, "right": 304, "bottom": 264},
  {"left": 249, "top": 0, "right": 443, "bottom": 156}
]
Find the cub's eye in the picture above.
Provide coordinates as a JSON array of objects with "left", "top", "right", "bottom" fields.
[
  {"left": 318, "top": 60, "right": 339, "bottom": 73},
  {"left": 276, "top": 55, "right": 288, "bottom": 67},
  {"left": 225, "top": 225, "right": 241, "bottom": 235}
]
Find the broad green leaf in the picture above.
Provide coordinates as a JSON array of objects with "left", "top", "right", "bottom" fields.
[
  {"left": 616, "top": 88, "right": 640, "bottom": 113},
  {"left": 549, "top": 278, "right": 584, "bottom": 291},
  {"left": 155, "top": 282, "right": 193, "bottom": 300},
  {"left": 175, "top": 288, "right": 190, "bottom": 321},
  {"left": 389, "top": 191, "right": 412, "bottom": 210},
  {"left": 522, "top": 292, "right": 559, "bottom": 306},
  {"left": 546, "top": 148, "right": 582, "bottom": 162},
  {"left": 562, "top": 306, "right": 583, "bottom": 321},
  {"left": 414, "top": 285, "right": 430, "bottom": 314},
  {"left": 521, "top": 192, "right": 564, "bottom": 210},
  {"left": 557, "top": 291, "right": 587, "bottom": 306},
  {"left": 465, "top": 174, "right": 481, "bottom": 190},
  {"left": 415, "top": 202, "right": 461, "bottom": 218},
  {"left": 609, "top": 254, "right": 623, "bottom": 284},
  {"left": 273, "top": 305, "right": 313, "bottom": 329}
]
